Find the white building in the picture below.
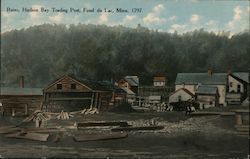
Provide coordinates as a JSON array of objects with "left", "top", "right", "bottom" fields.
[
  {"left": 227, "top": 72, "right": 249, "bottom": 105},
  {"left": 175, "top": 71, "right": 227, "bottom": 106}
]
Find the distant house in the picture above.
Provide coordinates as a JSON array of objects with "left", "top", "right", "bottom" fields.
[
  {"left": 117, "top": 76, "right": 139, "bottom": 102},
  {"left": 153, "top": 76, "right": 167, "bottom": 87},
  {"left": 117, "top": 76, "right": 139, "bottom": 94},
  {"left": 175, "top": 70, "right": 227, "bottom": 106},
  {"left": 43, "top": 75, "right": 113, "bottom": 112},
  {"left": 138, "top": 76, "right": 174, "bottom": 104},
  {"left": 195, "top": 85, "right": 219, "bottom": 108},
  {"left": 169, "top": 88, "right": 194, "bottom": 104},
  {"left": 227, "top": 72, "right": 249, "bottom": 105},
  {"left": 0, "top": 87, "right": 43, "bottom": 116}
]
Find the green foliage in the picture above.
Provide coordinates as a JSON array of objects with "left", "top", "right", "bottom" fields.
[{"left": 1, "top": 24, "right": 249, "bottom": 87}]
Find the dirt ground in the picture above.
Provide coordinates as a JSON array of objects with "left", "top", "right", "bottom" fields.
[{"left": 0, "top": 108, "right": 249, "bottom": 158}]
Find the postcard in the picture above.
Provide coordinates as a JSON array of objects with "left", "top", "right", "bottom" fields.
[{"left": 1, "top": 0, "right": 249, "bottom": 158}]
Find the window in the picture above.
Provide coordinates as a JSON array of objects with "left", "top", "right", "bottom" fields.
[
  {"left": 57, "top": 84, "right": 62, "bottom": 89},
  {"left": 237, "top": 84, "right": 241, "bottom": 93},
  {"left": 229, "top": 82, "right": 233, "bottom": 87},
  {"left": 71, "top": 83, "right": 76, "bottom": 89},
  {"left": 178, "top": 95, "right": 182, "bottom": 102}
]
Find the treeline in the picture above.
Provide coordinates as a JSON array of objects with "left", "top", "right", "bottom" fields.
[{"left": 1, "top": 24, "right": 249, "bottom": 87}]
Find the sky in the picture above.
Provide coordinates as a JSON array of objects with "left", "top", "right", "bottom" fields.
[{"left": 1, "top": 0, "right": 249, "bottom": 35}]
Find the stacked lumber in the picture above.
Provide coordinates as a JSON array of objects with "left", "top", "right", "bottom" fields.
[
  {"left": 81, "top": 108, "right": 99, "bottom": 115},
  {"left": 57, "top": 111, "right": 73, "bottom": 120},
  {"left": 23, "top": 110, "right": 50, "bottom": 122}
]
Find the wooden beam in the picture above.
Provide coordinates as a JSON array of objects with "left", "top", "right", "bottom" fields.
[
  {"left": 5, "top": 132, "right": 49, "bottom": 142},
  {"left": 111, "top": 126, "right": 164, "bottom": 132},
  {"left": 77, "top": 121, "right": 130, "bottom": 128},
  {"left": 73, "top": 132, "right": 128, "bottom": 142},
  {"left": 48, "top": 97, "right": 92, "bottom": 101}
]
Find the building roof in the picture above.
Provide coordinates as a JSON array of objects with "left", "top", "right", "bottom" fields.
[
  {"left": 196, "top": 85, "right": 218, "bottom": 95},
  {"left": 124, "top": 76, "right": 139, "bottom": 86},
  {"left": 169, "top": 88, "right": 194, "bottom": 97},
  {"left": 231, "top": 72, "right": 249, "bottom": 83},
  {"left": 0, "top": 87, "right": 43, "bottom": 96},
  {"left": 175, "top": 73, "right": 227, "bottom": 85},
  {"left": 153, "top": 76, "right": 166, "bottom": 82},
  {"left": 44, "top": 74, "right": 113, "bottom": 92}
]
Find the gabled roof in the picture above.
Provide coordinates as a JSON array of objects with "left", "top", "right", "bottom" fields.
[
  {"left": 169, "top": 88, "right": 194, "bottom": 97},
  {"left": 45, "top": 74, "right": 112, "bottom": 92},
  {"left": 0, "top": 87, "right": 43, "bottom": 96},
  {"left": 44, "top": 74, "right": 92, "bottom": 91},
  {"left": 124, "top": 76, "right": 139, "bottom": 86},
  {"left": 175, "top": 73, "right": 227, "bottom": 85},
  {"left": 231, "top": 72, "right": 249, "bottom": 83},
  {"left": 196, "top": 85, "right": 218, "bottom": 95}
]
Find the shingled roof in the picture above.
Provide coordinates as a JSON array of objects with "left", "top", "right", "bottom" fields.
[
  {"left": 124, "top": 76, "right": 139, "bottom": 86},
  {"left": 175, "top": 73, "right": 227, "bottom": 85},
  {"left": 196, "top": 85, "right": 218, "bottom": 95},
  {"left": 231, "top": 72, "right": 249, "bottom": 83},
  {"left": 0, "top": 87, "right": 43, "bottom": 96}
]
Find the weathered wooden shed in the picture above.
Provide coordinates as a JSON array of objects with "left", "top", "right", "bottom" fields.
[
  {"left": 0, "top": 87, "right": 43, "bottom": 116},
  {"left": 42, "top": 75, "right": 113, "bottom": 112}
]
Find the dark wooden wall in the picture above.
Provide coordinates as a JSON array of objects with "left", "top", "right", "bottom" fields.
[{"left": 1, "top": 95, "right": 43, "bottom": 116}]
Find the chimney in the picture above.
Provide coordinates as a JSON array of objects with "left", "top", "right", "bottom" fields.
[
  {"left": 19, "top": 76, "right": 24, "bottom": 88},
  {"left": 208, "top": 68, "right": 213, "bottom": 76},
  {"left": 227, "top": 69, "right": 232, "bottom": 75}
]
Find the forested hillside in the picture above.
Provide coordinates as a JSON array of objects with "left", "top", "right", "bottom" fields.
[{"left": 1, "top": 24, "right": 249, "bottom": 87}]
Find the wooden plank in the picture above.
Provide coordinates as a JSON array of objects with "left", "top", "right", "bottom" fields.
[
  {"left": 21, "top": 128, "right": 66, "bottom": 133},
  {"left": 73, "top": 132, "right": 128, "bottom": 142},
  {"left": 0, "top": 127, "right": 21, "bottom": 134},
  {"left": 235, "top": 125, "right": 249, "bottom": 128},
  {"left": 5, "top": 132, "right": 49, "bottom": 141},
  {"left": 234, "top": 109, "right": 250, "bottom": 113},
  {"left": 77, "top": 121, "right": 130, "bottom": 128},
  {"left": 111, "top": 126, "right": 164, "bottom": 132}
]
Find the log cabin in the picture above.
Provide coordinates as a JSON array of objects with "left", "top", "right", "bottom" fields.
[
  {"left": 42, "top": 74, "right": 115, "bottom": 112},
  {"left": 0, "top": 86, "right": 43, "bottom": 116}
]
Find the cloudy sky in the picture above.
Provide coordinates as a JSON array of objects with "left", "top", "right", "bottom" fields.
[{"left": 1, "top": 0, "right": 249, "bottom": 35}]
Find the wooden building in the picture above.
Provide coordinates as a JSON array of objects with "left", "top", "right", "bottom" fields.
[
  {"left": 117, "top": 76, "right": 139, "bottom": 95},
  {"left": 43, "top": 75, "right": 113, "bottom": 112},
  {"left": 169, "top": 88, "right": 194, "bottom": 104},
  {"left": 226, "top": 72, "right": 249, "bottom": 105},
  {"left": 0, "top": 87, "right": 43, "bottom": 116},
  {"left": 153, "top": 76, "right": 167, "bottom": 87},
  {"left": 195, "top": 85, "right": 219, "bottom": 109}
]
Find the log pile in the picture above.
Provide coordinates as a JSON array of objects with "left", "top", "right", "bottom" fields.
[
  {"left": 57, "top": 111, "right": 73, "bottom": 120},
  {"left": 81, "top": 108, "right": 99, "bottom": 115},
  {"left": 23, "top": 110, "right": 51, "bottom": 122}
]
